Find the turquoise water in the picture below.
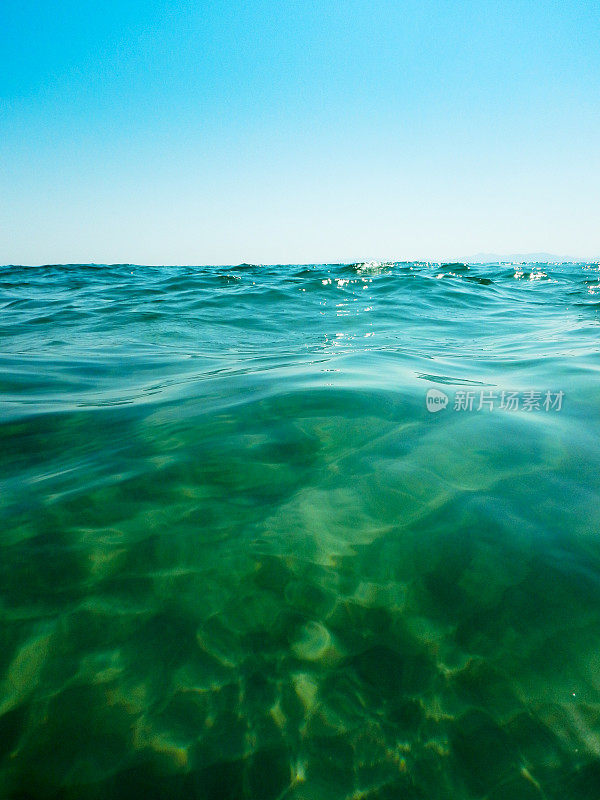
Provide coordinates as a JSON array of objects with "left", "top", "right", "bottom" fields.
[{"left": 1, "top": 261, "right": 600, "bottom": 799}]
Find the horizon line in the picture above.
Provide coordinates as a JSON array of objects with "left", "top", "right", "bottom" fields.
[{"left": 2, "top": 256, "right": 600, "bottom": 269}]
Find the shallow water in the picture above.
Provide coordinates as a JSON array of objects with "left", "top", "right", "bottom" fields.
[{"left": 1, "top": 261, "right": 600, "bottom": 799}]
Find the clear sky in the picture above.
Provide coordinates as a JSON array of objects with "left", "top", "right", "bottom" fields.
[{"left": 1, "top": 0, "right": 599, "bottom": 265}]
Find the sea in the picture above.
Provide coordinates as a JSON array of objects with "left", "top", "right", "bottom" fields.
[{"left": 1, "top": 261, "right": 600, "bottom": 799}]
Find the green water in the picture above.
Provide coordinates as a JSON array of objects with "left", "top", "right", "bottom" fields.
[{"left": 1, "top": 261, "right": 600, "bottom": 798}]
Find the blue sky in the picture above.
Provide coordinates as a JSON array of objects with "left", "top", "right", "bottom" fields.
[{"left": 1, "top": 0, "right": 599, "bottom": 264}]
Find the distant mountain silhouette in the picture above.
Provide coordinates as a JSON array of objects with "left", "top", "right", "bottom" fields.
[{"left": 462, "top": 252, "right": 589, "bottom": 263}]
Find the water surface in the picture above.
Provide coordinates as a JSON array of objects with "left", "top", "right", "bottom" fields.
[{"left": 1, "top": 261, "right": 600, "bottom": 799}]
